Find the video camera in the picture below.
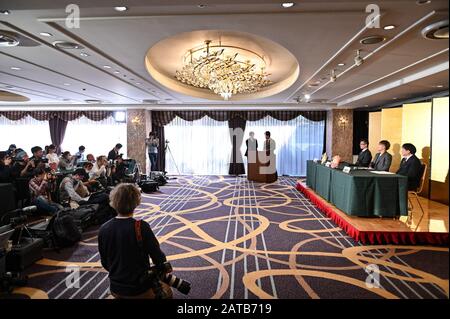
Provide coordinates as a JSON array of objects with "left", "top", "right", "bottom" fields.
[{"left": 140, "top": 261, "right": 191, "bottom": 296}]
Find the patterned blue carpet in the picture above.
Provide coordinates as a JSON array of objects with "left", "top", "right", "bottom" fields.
[{"left": 10, "top": 175, "right": 449, "bottom": 299}]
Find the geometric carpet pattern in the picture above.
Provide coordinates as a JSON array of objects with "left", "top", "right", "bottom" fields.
[{"left": 16, "top": 176, "right": 449, "bottom": 299}]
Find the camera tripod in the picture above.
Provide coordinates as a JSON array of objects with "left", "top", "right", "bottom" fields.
[{"left": 164, "top": 140, "right": 181, "bottom": 176}]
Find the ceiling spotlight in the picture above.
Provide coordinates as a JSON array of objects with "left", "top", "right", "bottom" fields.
[
  {"left": 330, "top": 69, "right": 337, "bottom": 82},
  {"left": 0, "top": 10, "right": 11, "bottom": 15},
  {"left": 114, "top": 6, "right": 128, "bottom": 12},
  {"left": 135, "top": 82, "right": 141, "bottom": 85},
  {"left": 197, "top": 4, "right": 208, "bottom": 8},
  {"left": 354, "top": 49, "right": 364, "bottom": 66},
  {"left": 52, "top": 41, "right": 83, "bottom": 50},
  {"left": 103, "top": 65, "right": 111, "bottom": 69},
  {"left": 281, "top": 3, "right": 295, "bottom": 8},
  {"left": 0, "top": 32, "right": 20, "bottom": 47},
  {"left": 435, "top": 85, "right": 444, "bottom": 88},
  {"left": 10, "top": 66, "right": 21, "bottom": 70},
  {"left": 63, "top": 83, "right": 70, "bottom": 86},
  {"left": 113, "top": 70, "right": 120, "bottom": 74},
  {"left": 304, "top": 93, "right": 311, "bottom": 100},
  {"left": 416, "top": 0, "right": 431, "bottom": 5},
  {"left": 39, "top": 32, "right": 53, "bottom": 37},
  {"left": 337, "top": 63, "right": 346, "bottom": 67},
  {"left": 80, "top": 52, "right": 90, "bottom": 57},
  {"left": 392, "top": 97, "right": 398, "bottom": 100},
  {"left": 383, "top": 25, "right": 396, "bottom": 30}
]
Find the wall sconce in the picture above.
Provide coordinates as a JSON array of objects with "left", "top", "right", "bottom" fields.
[
  {"left": 131, "top": 116, "right": 141, "bottom": 125},
  {"left": 338, "top": 115, "right": 349, "bottom": 129}
]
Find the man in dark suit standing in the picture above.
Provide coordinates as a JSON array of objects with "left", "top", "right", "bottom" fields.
[
  {"left": 108, "top": 143, "right": 123, "bottom": 161},
  {"left": 396, "top": 143, "right": 423, "bottom": 191},
  {"left": 355, "top": 138, "right": 372, "bottom": 167}
]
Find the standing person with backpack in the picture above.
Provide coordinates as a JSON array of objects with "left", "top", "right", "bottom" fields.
[{"left": 145, "top": 132, "right": 159, "bottom": 172}]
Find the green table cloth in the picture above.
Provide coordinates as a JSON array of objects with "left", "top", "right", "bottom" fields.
[{"left": 305, "top": 161, "right": 408, "bottom": 217}]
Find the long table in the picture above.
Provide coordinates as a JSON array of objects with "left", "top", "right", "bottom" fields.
[{"left": 306, "top": 160, "right": 408, "bottom": 217}]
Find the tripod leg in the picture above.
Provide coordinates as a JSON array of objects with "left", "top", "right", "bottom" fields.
[{"left": 166, "top": 145, "right": 181, "bottom": 175}]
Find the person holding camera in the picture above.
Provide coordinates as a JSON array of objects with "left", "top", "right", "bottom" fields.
[
  {"left": 30, "top": 146, "right": 46, "bottom": 168},
  {"left": 73, "top": 145, "right": 86, "bottom": 166},
  {"left": 58, "top": 151, "right": 76, "bottom": 172},
  {"left": 45, "top": 144, "right": 59, "bottom": 170},
  {"left": 98, "top": 183, "right": 172, "bottom": 299},
  {"left": 0, "top": 151, "right": 13, "bottom": 183},
  {"left": 11, "top": 150, "right": 35, "bottom": 179},
  {"left": 29, "top": 168, "right": 62, "bottom": 215},
  {"left": 145, "top": 132, "right": 159, "bottom": 172}
]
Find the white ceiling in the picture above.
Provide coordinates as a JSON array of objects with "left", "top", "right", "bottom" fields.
[{"left": 0, "top": 0, "right": 448, "bottom": 110}]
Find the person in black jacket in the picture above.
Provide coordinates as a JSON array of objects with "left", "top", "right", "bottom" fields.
[
  {"left": 244, "top": 131, "right": 258, "bottom": 157},
  {"left": 355, "top": 138, "right": 372, "bottom": 167},
  {"left": 98, "top": 183, "right": 172, "bottom": 299},
  {"left": 0, "top": 151, "right": 13, "bottom": 183},
  {"left": 107, "top": 143, "right": 123, "bottom": 161},
  {"left": 396, "top": 143, "right": 423, "bottom": 191}
]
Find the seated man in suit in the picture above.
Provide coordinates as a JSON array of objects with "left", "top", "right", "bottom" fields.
[
  {"left": 370, "top": 140, "right": 392, "bottom": 171},
  {"left": 355, "top": 138, "right": 372, "bottom": 167},
  {"left": 396, "top": 143, "right": 423, "bottom": 191}
]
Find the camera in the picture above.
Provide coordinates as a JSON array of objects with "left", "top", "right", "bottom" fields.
[{"left": 141, "top": 262, "right": 191, "bottom": 296}]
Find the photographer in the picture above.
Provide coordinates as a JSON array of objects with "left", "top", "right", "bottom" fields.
[
  {"left": 145, "top": 132, "right": 159, "bottom": 172},
  {"left": 11, "top": 150, "right": 35, "bottom": 179},
  {"left": 90, "top": 155, "right": 108, "bottom": 187},
  {"left": 5, "top": 144, "right": 17, "bottom": 157},
  {"left": 0, "top": 151, "right": 13, "bottom": 183},
  {"left": 45, "top": 144, "right": 59, "bottom": 170},
  {"left": 29, "top": 168, "right": 62, "bottom": 215},
  {"left": 111, "top": 155, "right": 127, "bottom": 185},
  {"left": 107, "top": 144, "right": 123, "bottom": 161},
  {"left": 30, "top": 146, "right": 46, "bottom": 168},
  {"left": 98, "top": 183, "right": 172, "bottom": 299},
  {"left": 58, "top": 151, "right": 76, "bottom": 172},
  {"left": 74, "top": 145, "right": 86, "bottom": 166}
]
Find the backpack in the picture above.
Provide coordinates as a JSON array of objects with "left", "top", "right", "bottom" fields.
[
  {"left": 52, "top": 211, "right": 82, "bottom": 248},
  {"left": 138, "top": 180, "right": 159, "bottom": 193},
  {"left": 149, "top": 171, "right": 168, "bottom": 186}
]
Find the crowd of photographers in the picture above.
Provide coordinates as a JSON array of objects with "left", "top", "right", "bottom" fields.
[
  {"left": 0, "top": 143, "right": 127, "bottom": 215},
  {"left": 0, "top": 142, "right": 189, "bottom": 299}
]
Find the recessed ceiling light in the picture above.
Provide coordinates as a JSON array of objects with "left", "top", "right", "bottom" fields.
[
  {"left": 80, "top": 52, "right": 89, "bottom": 57},
  {"left": 360, "top": 35, "right": 387, "bottom": 45},
  {"left": 304, "top": 94, "right": 311, "bottom": 100},
  {"left": 135, "top": 82, "right": 141, "bottom": 85},
  {"left": 392, "top": 97, "right": 398, "bottom": 100},
  {"left": 416, "top": 0, "right": 431, "bottom": 5},
  {"left": 114, "top": 6, "right": 128, "bottom": 12},
  {"left": 383, "top": 25, "right": 396, "bottom": 30},
  {"left": 338, "top": 63, "right": 346, "bottom": 66},
  {"left": 281, "top": 3, "right": 295, "bottom": 8},
  {"left": 103, "top": 65, "right": 111, "bottom": 69},
  {"left": 63, "top": 83, "right": 70, "bottom": 86},
  {"left": 52, "top": 41, "right": 83, "bottom": 50},
  {"left": 0, "top": 10, "right": 11, "bottom": 15},
  {"left": 113, "top": 70, "right": 120, "bottom": 74},
  {"left": 10, "top": 67, "right": 21, "bottom": 70},
  {"left": 39, "top": 32, "right": 53, "bottom": 37},
  {"left": 197, "top": 4, "right": 207, "bottom": 8},
  {"left": 435, "top": 85, "right": 444, "bottom": 88}
]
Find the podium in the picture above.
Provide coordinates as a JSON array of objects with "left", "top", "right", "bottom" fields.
[{"left": 247, "top": 151, "right": 278, "bottom": 183}]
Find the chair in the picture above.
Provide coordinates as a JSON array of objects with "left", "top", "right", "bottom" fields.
[{"left": 407, "top": 163, "right": 427, "bottom": 231}]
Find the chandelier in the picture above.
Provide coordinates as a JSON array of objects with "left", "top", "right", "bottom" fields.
[{"left": 175, "top": 40, "right": 271, "bottom": 100}]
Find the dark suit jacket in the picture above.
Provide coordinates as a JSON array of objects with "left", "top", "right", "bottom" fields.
[
  {"left": 370, "top": 152, "right": 392, "bottom": 172},
  {"left": 355, "top": 149, "right": 372, "bottom": 167},
  {"left": 107, "top": 149, "right": 118, "bottom": 161},
  {"left": 396, "top": 154, "right": 423, "bottom": 191},
  {"left": 245, "top": 138, "right": 258, "bottom": 157}
]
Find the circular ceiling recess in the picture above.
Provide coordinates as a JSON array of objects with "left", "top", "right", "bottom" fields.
[
  {"left": 145, "top": 30, "right": 300, "bottom": 101},
  {"left": 0, "top": 90, "right": 30, "bottom": 102},
  {"left": 422, "top": 20, "right": 449, "bottom": 40}
]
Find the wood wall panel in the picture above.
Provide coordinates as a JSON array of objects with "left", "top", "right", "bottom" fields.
[
  {"left": 402, "top": 102, "right": 432, "bottom": 196},
  {"left": 430, "top": 97, "right": 449, "bottom": 204},
  {"left": 381, "top": 107, "right": 403, "bottom": 172},
  {"left": 368, "top": 112, "right": 381, "bottom": 157}
]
